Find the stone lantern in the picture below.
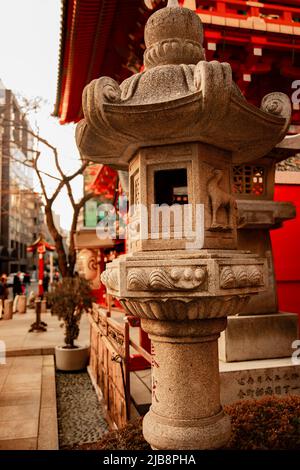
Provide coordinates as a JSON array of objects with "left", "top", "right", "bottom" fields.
[
  {"left": 76, "top": 0, "right": 291, "bottom": 450},
  {"left": 219, "top": 146, "right": 298, "bottom": 362}
]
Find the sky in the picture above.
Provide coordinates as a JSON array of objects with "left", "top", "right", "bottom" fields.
[{"left": 0, "top": 0, "right": 82, "bottom": 230}]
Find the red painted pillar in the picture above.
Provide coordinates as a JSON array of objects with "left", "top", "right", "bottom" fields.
[{"left": 38, "top": 252, "right": 44, "bottom": 297}]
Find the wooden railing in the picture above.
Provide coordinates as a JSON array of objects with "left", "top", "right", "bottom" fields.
[{"left": 88, "top": 304, "right": 151, "bottom": 429}]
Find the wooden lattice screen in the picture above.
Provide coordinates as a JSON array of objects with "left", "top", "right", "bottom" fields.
[{"left": 232, "top": 165, "right": 266, "bottom": 196}]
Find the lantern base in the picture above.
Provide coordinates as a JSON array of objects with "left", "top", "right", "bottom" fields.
[
  {"left": 143, "top": 407, "right": 231, "bottom": 450},
  {"left": 141, "top": 318, "right": 231, "bottom": 450}
]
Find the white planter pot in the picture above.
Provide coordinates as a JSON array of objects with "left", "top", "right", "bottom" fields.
[{"left": 55, "top": 345, "right": 90, "bottom": 371}]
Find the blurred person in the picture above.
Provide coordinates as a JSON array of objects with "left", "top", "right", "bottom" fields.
[
  {"left": 23, "top": 272, "right": 31, "bottom": 296},
  {"left": 13, "top": 273, "right": 22, "bottom": 298},
  {"left": 1, "top": 275, "right": 8, "bottom": 300},
  {"left": 42, "top": 272, "right": 50, "bottom": 293},
  {"left": 0, "top": 275, "right": 8, "bottom": 319}
]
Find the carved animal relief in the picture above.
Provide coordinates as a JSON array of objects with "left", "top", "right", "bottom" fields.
[{"left": 207, "top": 169, "right": 237, "bottom": 232}]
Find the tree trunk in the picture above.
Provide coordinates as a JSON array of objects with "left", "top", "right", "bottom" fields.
[
  {"left": 44, "top": 205, "right": 68, "bottom": 277},
  {"left": 67, "top": 205, "right": 81, "bottom": 277},
  {"left": 67, "top": 248, "right": 76, "bottom": 277},
  {"left": 67, "top": 229, "right": 77, "bottom": 277}
]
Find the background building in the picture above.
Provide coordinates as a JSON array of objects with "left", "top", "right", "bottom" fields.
[{"left": 0, "top": 80, "right": 45, "bottom": 274}]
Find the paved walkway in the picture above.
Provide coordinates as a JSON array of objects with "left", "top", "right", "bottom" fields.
[
  {"left": 0, "top": 310, "right": 90, "bottom": 450},
  {"left": 0, "top": 310, "right": 90, "bottom": 355},
  {"left": 0, "top": 355, "right": 58, "bottom": 449}
]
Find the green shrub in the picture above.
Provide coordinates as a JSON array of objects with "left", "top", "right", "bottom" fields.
[{"left": 48, "top": 277, "right": 94, "bottom": 349}]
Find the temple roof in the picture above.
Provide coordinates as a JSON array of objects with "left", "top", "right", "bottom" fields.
[
  {"left": 76, "top": 3, "right": 292, "bottom": 167},
  {"left": 54, "top": 0, "right": 300, "bottom": 130},
  {"left": 53, "top": 0, "right": 158, "bottom": 124}
]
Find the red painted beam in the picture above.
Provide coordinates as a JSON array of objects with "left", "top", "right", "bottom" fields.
[
  {"left": 56, "top": 0, "right": 300, "bottom": 123},
  {"left": 204, "top": 29, "right": 300, "bottom": 51},
  {"left": 196, "top": 0, "right": 300, "bottom": 16}
]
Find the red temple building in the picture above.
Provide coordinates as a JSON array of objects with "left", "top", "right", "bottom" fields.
[{"left": 54, "top": 0, "right": 300, "bottom": 318}]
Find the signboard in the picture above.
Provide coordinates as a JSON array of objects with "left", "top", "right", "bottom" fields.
[{"left": 84, "top": 164, "right": 118, "bottom": 228}]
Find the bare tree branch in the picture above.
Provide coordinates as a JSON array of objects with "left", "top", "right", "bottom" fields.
[
  {"left": 33, "top": 152, "right": 50, "bottom": 203},
  {"left": 0, "top": 99, "right": 98, "bottom": 277},
  {"left": 1, "top": 149, "right": 61, "bottom": 182}
]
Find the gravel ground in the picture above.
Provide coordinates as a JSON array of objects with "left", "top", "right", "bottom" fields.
[{"left": 56, "top": 370, "right": 109, "bottom": 449}]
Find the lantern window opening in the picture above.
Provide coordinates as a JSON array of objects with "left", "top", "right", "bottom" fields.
[
  {"left": 154, "top": 168, "right": 188, "bottom": 206},
  {"left": 232, "top": 165, "right": 266, "bottom": 197}
]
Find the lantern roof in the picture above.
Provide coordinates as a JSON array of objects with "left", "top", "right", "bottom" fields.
[{"left": 76, "top": 1, "right": 291, "bottom": 169}]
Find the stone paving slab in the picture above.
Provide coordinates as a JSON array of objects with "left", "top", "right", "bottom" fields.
[
  {"left": 0, "top": 419, "right": 38, "bottom": 441},
  {"left": 0, "top": 404, "right": 40, "bottom": 421},
  {"left": 0, "top": 355, "right": 58, "bottom": 450},
  {"left": 38, "top": 356, "right": 58, "bottom": 450},
  {"left": 0, "top": 437, "right": 37, "bottom": 450},
  {"left": 0, "top": 390, "right": 41, "bottom": 407}
]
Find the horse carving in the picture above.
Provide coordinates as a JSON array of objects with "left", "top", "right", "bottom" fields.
[{"left": 207, "top": 169, "right": 237, "bottom": 231}]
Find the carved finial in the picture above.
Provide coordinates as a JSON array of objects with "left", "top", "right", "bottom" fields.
[
  {"left": 144, "top": 0, "right": 204, "bottom": 68},
  {"left": 168, "top": 0, "right": 179, "bottom": 6}
]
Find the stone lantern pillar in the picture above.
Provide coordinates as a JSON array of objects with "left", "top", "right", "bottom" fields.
[
  {"left": 76, "top": 0, "right": 291, "bottom": 450},
  {"left": 219, "top": 148, "right": 298, "bottom": 363}
]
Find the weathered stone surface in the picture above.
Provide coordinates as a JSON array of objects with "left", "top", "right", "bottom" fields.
[
  {"left": 237, "top": 200, "right": 296, "bottom": 230},
  {"left": 220, "top": 358, "right": 300, "bottom": 405},
  {"left": 76, "top": 8, "right": 290, "bottom": 168},
  {"left": 218, "top": 144, "right": 298, "bottom": 363},
  {"left": 142, "top": 318, "right": 231, "bottom": 450},
  {"left": 277, "top": 156, "right": 300, "bottom": 172},
  {"left": 219, "top": 313, "right": 299, "bottom": 362},
  {"left": 102, "top": 250, "right": 267, "bottom": 307},
  {"left": 126, "top": 143, "right": 241, "bottom": 252},
  {"left": 86, "top": 361, "right": 300, "bottom": 413}
]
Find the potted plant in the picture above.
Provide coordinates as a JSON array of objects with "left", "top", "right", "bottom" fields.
[{"left": 48, "top": 276, "right": 94, "bottom": 371}]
